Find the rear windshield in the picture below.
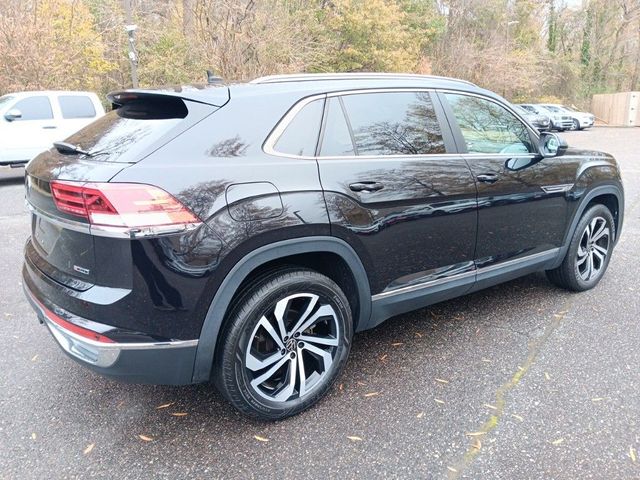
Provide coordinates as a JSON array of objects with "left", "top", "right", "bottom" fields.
[{"left": 64, "top": 98, "right": 188, "bottom": 163}]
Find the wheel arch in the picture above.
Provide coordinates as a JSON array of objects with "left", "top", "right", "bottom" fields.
[
  {"left": 191, "top": 236, "right": 372, "bottom": 383},
  {"left": 552, "top": 184, "right": 624, "bottom": 268}
]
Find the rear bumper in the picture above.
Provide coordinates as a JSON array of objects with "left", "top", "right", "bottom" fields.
[{"left": 23, "top": 281, "right": 199, "bottom": 385}]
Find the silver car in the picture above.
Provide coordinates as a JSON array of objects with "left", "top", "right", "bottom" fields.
[
  {"left": 519, "top": 104, "right": 573, "bottom": 131},
  {"left": 541, "top": 104, "right": 595, "bottom": 130}
]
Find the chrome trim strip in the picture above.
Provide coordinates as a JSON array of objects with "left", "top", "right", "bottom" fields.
[
  {"left": 372, "top": 269, "right": 476, "bottom": 301},
  {"left": 476, "top": 248, "right": 559, "bottom": 274},
  {"left": 26, "top": 201, "right": 202, "bottom": 239},
  {"left": 540, "top": 184, "right": 574, "bottom": 194},
  {"left": 263, "top": 93, "right": 326, "bottom": 159},
  {"left": 263, "top": 86, "right": 541, "bottom": 160},
  {"left": 371, "top": 248, "right": 560, "bottom": 301}
]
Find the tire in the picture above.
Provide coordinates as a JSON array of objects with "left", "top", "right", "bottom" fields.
[
  {"left": 214, "top": 268, "right": 353, "bottom": 420},
  {"left": 571, "top": 119, "right": 580, "bottom": 131},
  {"left": 546, "top": 204, "right": 615, "bottom": 292}
]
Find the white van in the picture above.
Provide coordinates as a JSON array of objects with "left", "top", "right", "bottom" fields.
[{"left": 0, "top": 91, "right": 105, "bottom": 166}]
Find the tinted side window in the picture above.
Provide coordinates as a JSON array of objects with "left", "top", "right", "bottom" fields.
[
  {"left": 58, "top": 96, "right": 96, "bottom": 119},
  {"left": 320, "top": 98, "right": 355, "bottom": 156},
  {"left": 12, "top": 96, "right": 53, "bottom": 120},
  {"left": 445, "top": 94, "right": 534, "bottom": 154},
  {"left": 340, "top": 92, "right": 446, "bottom": 156},
  {"left": 273, "top": 99, "right": 324, "bottom": 156}
]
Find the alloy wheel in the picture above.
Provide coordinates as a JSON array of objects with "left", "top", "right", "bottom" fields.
[
  {"left": 576, "top": 216, "right": 610, "bottom": 281},
  {"left": 245, "top": 293, "right": 340, "bottom": 403}
]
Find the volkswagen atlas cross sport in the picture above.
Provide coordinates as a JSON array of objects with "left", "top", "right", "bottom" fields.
[{"left": 23, "top": 73, "right": 624, "bottom": 420}]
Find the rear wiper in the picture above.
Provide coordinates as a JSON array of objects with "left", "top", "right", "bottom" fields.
[{"left": 53, "top": 141, "right": 93, "bottom": 157}]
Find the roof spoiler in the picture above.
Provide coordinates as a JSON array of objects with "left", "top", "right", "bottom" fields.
[{"left": 107, "top": 85, "right": 230, "bottom": 110}]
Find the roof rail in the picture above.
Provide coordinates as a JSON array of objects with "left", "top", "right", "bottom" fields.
[{"left": 250, "top": 72, "right": 476, "bottom": 87}]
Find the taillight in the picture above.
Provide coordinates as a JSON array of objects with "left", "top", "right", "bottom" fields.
[{"left": 50, "top": 181, "right": 200, "bottom": 229}]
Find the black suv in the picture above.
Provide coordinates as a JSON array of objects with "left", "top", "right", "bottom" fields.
[{"left": 23, "top": 73, "right": 624, "bottom": 420}]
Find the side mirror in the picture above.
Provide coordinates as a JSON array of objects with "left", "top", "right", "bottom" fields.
[
  {"left": 4, "top": 108, "right": 22, "bottom": 122},
  {"left": 538, "top": 132, "right": 568, "bottom": 158}
]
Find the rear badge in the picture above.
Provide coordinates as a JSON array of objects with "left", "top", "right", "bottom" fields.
[{"left": 73, "top": 265, "right": 91, "bottom": 275}]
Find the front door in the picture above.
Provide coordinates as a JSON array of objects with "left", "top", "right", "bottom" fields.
[
  {"left": 2, "top": 95, "right": 59, "bottom": 163},
  {"left": 317, "top": 90, "right": 478, "bottom": 295},
  {"left": 441, "top": 92, "right": 570, "bottom": 268}
]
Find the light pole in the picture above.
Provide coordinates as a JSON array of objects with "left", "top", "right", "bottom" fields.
[
  {"left": 124, "top": 0, "right": 139, "bottom": 88},
  {"left": 503, "top": 20, "right": 520, "bottom": 98}
]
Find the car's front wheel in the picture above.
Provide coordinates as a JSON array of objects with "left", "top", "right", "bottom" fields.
[
  {"left": 215, "top": 268, "right": 353, "bottom": 420},
  {"left": 571, "top": 119, "right": 580, "bottom": 130},
  {"left": 546, "top": 204, "right": 615, "bottom": 291}
]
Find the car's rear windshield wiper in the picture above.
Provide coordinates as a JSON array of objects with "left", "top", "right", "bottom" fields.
[{"left": 53, "top": 141, "right": 93, "bottom": 157}]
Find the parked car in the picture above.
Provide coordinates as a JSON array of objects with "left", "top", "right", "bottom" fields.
[
  {"left": 23, "top": 73, "right": 624, "bottom": 420},
  {"left": 512, "top": 104, "right": 550, "bottom": 131},
  {"left": 519, "top": 103, "right": 573, "bottom": 131},
  {"left": 0, "top": 91, "right": 105, "bottom": 166},
  {"left": 541, "top": 104, "right": 595, "bottom": 130}
]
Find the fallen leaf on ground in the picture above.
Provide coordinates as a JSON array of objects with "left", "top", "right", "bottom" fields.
[
  {"left": 339, "top": 383, "right": 344, "bottom": 391},
  {"left": 171, "top": 412, "right": 188, "bottom": 417},
  {"left": 416, "top": 412, "right": 425, "bottom": 418},
  {"left": 83, "top": 443, "right": 94, "bottom": 455},
  {"left": 465, "top": 432, "right": 486, "bottom": 437},
  {"left": 511, "top": 414, "right": 524, "bottom": 422},
  {"left": 544, "top": 372, "right": 551, "bottom": 381},
  {"left": 591, "top": 398, "right": 604, "bottom": 402},
  {"left": 155, "top": 402, "right": 174, "bottom": 410},
  {"left": 391, "top": 342, "right": 404, "bottom": 346},
  {"left": 357, "top": 381, "right": 366, "bottom": 386},
  {"left": 552, "top": 438, "right": 564, "bottom": 445},
  {"left": 31, "top": 355, "right": 38, "bottom": 362},
  {"left": 472, "top": 438, "right": 482, "bottom": 450},
  {"left": 347, "top": 436, "right": 362, "bottom": 442},
  {"left": 138, "top": 435, "right": 153, "bottom": 442},
  {"left": 434, "top": 398, "right": 445, "bottom": 405},
  {"left": 630, "top": 446, "right": 637, "bottom": 463},
  {"left": 435, "top": 378, "right": 449, "bottom": 384},
  {"left": 482, "top": 358, "right": 492, "bottom": 363},
  {"left": 31, "top": 433, "right": 36, "bottom": 440},
  {"left": 379, "top": 354, "right": 388, "bottom": 361},
  {"left": 447, "top": 466, "right": 458, "bottom": 473},
  {"left": 415, "top": 332, "right": 423, "bottom": 338},
  {"left": 483, "top": 404, "right": 497, "bottom": 410},
  {"left": 254, "top": 435, "right": 269, "bottom": 442},
  {"left": 364, "top": 392, "right": 380, "bottom": 398}
]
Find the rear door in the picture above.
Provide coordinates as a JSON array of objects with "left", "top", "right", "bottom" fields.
[
  {"left": 316, "top": 90, "right": 478, "bottom": 295},
  {"left": 440, "top": 92, "right": 569, "bottom": 268},
  {"left": 55, "top": 94, "right": 101, "bottom": 139}
]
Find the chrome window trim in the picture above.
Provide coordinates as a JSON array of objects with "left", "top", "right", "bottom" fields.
[
  {"left": 26, "top": 201, "right": 202, "bottom": 239},
  {"left": 263, "top": 87, "right": 542, "bottom": 160},
  {"left": 371, "top": 248, "right": 559, "bottom": 301},
  {"left": 436, "top": 88, "right": 542, "bottom": 144}
]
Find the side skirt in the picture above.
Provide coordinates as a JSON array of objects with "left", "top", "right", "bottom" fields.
[{"left": 366, "top": 248, "right": 560, "bottom": 331}]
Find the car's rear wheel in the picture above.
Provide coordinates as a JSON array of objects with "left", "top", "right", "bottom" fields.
[
  {"left": 215, "top": 268, "right": 353, "bottom": 420},
  {"left": 546, "top": 204, "right": 615, "bottom": 292}
]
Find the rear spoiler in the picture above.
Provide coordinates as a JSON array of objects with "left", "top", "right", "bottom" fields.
[{"left": 107, "top": 85, "right": 230, "bottom": 110}]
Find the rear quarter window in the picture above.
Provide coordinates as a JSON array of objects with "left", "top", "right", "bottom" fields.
[
  {"left": 272, "top": 99, "right": 324, "bottom": 156},
  {"left": 58, "top": 95, "right": 97, "bottom": 119}
]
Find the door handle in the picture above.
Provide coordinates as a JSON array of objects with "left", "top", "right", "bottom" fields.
[
  {"left": 349, "top": 181, "right": 384, "bottom": 192},
  {"left": 42, "top": 126, "right": 57, "bottom": 129},
  {"left": 476, "top": 173, "right": 499, "bottom": 184}
]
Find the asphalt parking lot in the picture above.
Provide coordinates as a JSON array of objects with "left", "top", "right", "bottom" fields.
[{"left": 1, "top": 127, "right": 638, "bottom": 479}]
